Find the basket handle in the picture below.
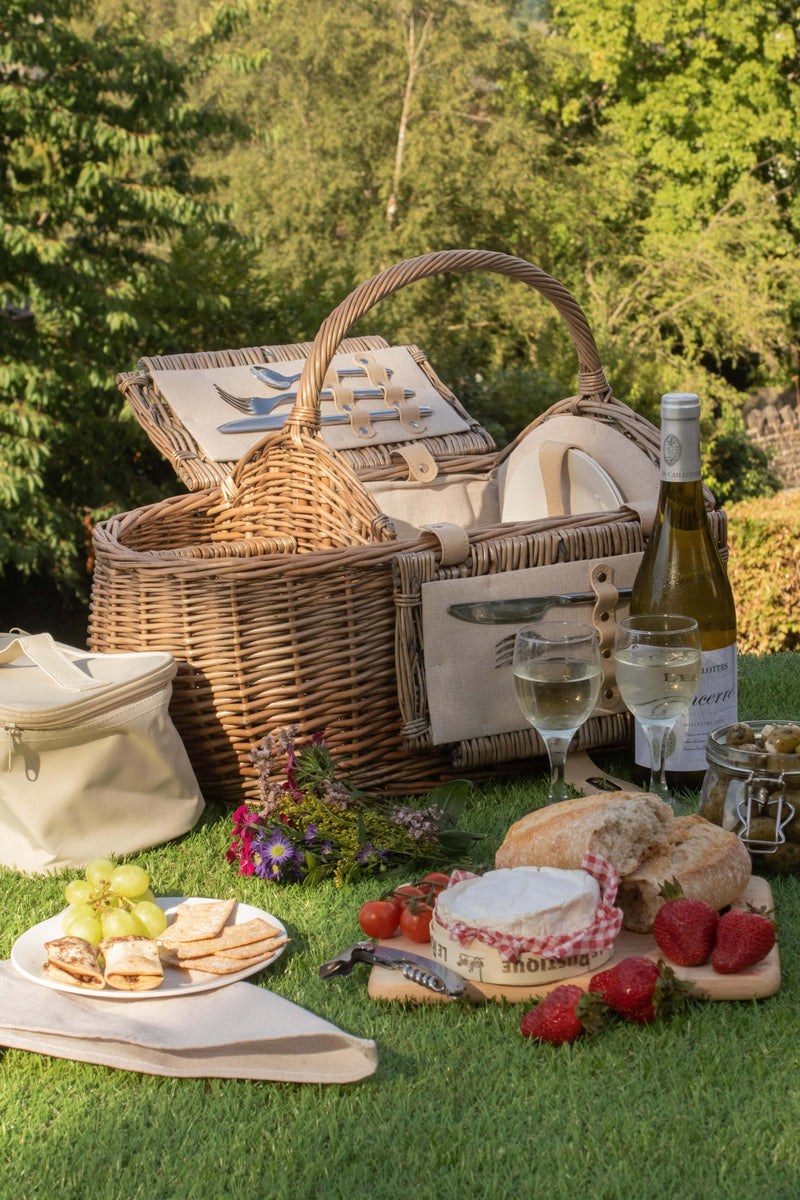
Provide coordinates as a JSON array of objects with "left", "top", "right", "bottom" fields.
[{"left": 286, "top": 250, "right": 609, "bottom": 433}]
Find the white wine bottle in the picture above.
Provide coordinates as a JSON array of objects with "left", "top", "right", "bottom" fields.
[{"left": 629, "top": 392, "right": 738, "bottom": 789}]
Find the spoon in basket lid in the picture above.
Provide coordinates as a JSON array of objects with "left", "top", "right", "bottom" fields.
[{"left": 250, "top": 363, "right": 394, "bottom": 390}]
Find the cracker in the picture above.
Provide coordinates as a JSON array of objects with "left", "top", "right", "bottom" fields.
[
  {"left": 164, "top": 917, "right": 283, "bottom": 959},
  {"left": 216, "top": 935, "right": 289, "bottom": 960},
  {"left": 164, "top": 949, "right": 279, "bottom": 975},
  {"left": 158, "top": 898, "right": 236, "bottom": 944}
]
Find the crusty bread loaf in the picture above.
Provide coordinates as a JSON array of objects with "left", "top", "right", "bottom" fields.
[
  {"left": 617, "top": 814, "right": 752, "bottom": 932},
  {"left": 495, "top": 793, "right": 751, "bottom": 932},
  {"left": 495, "top": 792, "right": 673, "bottom": 878}
]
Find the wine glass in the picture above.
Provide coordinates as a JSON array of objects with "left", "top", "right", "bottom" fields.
[
  {"left": 614, "top": 613, "right": 702, "bottom": 807},
  {"left": 512, "top": 621, "right": 602, "bottom": 806}
]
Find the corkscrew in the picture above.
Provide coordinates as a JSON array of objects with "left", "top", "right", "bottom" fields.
[{"left": 318, "top": 941, "right": 466, "bottom": 999}]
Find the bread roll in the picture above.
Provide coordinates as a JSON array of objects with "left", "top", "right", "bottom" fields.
[
  {"left": 495, "top": 793, "right": 751, "bottom": 932},
  {"left": 495, "top": 792, "right": 673, "bottom": 877},
  {"left": 618, "top": 814, "right": 752, "bottom": 932}
]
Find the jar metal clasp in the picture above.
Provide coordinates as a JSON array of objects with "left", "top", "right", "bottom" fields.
[{"left": 736, "top": 771, "right": 795, "bottom": 853}]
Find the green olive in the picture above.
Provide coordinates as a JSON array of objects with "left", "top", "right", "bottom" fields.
[
  {"left": 764, "top": 724, "right": 800, "bottom": 754},
  {"left": 783, "top": 794, "right": 800, "bottom": 843},
  {"left": 700, "top": 782, "right": 726, "bottom": 825},
  {"left": 760, "top": 841, "right": 800, "bottom": 873},
  {"left": 724, "top": 722, "right": 759, "bottom": 749},
  {"left": 735, "top": 816, "right": 779, "bottom": 844}
]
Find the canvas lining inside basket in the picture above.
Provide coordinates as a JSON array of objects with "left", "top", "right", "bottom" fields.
[{"left": 363, "top": 408, "right": 663, "bottom": 537}]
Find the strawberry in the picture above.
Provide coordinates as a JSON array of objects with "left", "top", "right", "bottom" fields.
[
  {"left": 589, "top": 956, "right": 693, "bottom": 1024},
  {"left": 711, "top": 907, "right": 776, "bottom": 974},
  {"left": 520, "top": 984, "right": 604, "bottom": 1045},
  {"left": 653, "top": 879, "right": 720, "bottom": 967}
]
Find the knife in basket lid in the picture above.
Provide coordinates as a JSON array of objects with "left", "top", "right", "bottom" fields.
[
  {"left": 218, "top": 406, "right": 432, "bottom": 435},
  {"left": 448, "top": 589, "right": 632, "bottom": 625}
]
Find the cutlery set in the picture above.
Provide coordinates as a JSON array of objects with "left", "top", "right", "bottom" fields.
[{"left": 215, "top": 358, "right": 425, "bottom": 436}]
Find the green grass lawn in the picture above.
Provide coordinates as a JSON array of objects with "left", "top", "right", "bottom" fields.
[{"left": 2, "top": 653, "right": 800, "bottom": 1200}]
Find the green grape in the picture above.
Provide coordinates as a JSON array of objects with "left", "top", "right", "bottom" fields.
[
  {"left": 109, "top": 865, "right": 150, "bottom": 899},
  {"left": 129, "top": 888, "right": 156, "bottom": 905},
  {"left": 63, "top": 904, "right": 96, "bottom": 933},
  {"left": 64, "top": 879, "right": 94, "bottom": 906},
  {"left": 65, "top": 915, "right": 103, "bottom": 945},
  {"left": 132, "top": 901, "right": 168, "bottom": 938},
  {"left": 100, "top": 908, "right": 145, "bottom": 938},
  {"left": 85, "top": 857, "right": 115, "bottom": 887}
]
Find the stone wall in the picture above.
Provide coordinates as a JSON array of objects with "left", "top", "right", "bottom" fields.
[{"left": 746, "top": 391, "right": 800, "bottom": 490}]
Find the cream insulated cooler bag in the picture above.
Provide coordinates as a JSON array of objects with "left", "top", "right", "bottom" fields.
[{"left": 0, "top": 632, "right": 204, "bottom": 873}]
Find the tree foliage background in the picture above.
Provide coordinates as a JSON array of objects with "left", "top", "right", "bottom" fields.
[{"left": 2, "top": 0, "right": 796, "bottom": 629}]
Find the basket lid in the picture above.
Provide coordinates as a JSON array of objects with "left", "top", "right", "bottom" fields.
[{"left": 118, "top": 335, "right": 495, "bottom": 492}]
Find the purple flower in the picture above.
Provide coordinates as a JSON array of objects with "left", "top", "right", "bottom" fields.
[
  {"left": 304, "top": 822, "right": 319, "bottom": 844},
  {"left": 251, "top": 827, "right": 297, "bottom": 881},
  {"left": 390, "top": 805, "right": 442, "bottom": 843},
  {"left": 356, "top": 843, "right": 388, "bottom": 871},
  {"left": 263, "top": 828, "right": 295, "bottom": 865}
]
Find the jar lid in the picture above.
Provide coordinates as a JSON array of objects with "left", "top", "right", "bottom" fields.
[{"left": 705, "top": 720, "right": 800, "bottom": 780}]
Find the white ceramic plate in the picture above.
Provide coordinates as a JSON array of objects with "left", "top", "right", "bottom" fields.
[
  {"left": 10, "top": 896, "right": 288, "bottom": 1000},
  {"left": 565, "top": 448, "right": 624, "bottom": 513},
  {"left": 501, "top": 441, "right": 624, "bottom": 523}
]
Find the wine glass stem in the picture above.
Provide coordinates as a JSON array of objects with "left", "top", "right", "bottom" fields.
[
  {"left": 644, "top": 722, "right": 673, "bottom": 805},
  {"left": 542, "top": 734, "right": 574, "bottom": 805}
]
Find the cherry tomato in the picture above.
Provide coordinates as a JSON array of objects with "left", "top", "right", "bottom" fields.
[
  {"left": 392, "top": 884, "right": 425, "bottom": 908},
  {"left": 400, "top": 901, "right": 433, "bottom": 943},
  {"left": 419, "top": 871, "right": 451, "bottom": 895},
  {"left": 358, "top": 900, "right": 400, "bottom": 940}
]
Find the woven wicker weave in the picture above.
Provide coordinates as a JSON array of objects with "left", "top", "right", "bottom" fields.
[{"left": 90, "top": 250, "right": 728, "bottom": 801}]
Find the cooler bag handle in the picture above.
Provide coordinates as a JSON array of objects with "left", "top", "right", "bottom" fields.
[{"left": 0, "top": 633, "right": 107, "bottom": 691}]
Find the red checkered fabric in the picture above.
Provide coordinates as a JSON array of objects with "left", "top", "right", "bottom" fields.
[{"left": 438, "top": 853, "right": 623, "bottom": 963}]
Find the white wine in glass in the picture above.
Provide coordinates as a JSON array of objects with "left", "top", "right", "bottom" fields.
[
  {"left": 614, "top": 613, "right": 702, "bottom": 807},
  {"left": 512, "top": 621, "right": 602, "bottom": 805}
]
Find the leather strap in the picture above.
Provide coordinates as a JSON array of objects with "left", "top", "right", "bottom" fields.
[
  {"left": 390, "top": 444, "right": 439, "bottom": 482},
  {"left": 327, "top": 385, "right": 375, "bottom": 439},
  {"left": 353, "top": 353, "right": 390, "bottom": 389},
  {"left": 538, "top": 441, "right": 576, "bottom": 516},
  {"left": 421, "top": 523, "right": 470, "bottom": 567},
  {"left": 589, "top": 562, "right": 623, "bottom": 709},
  {"left": 621, "top": 499, "right": 658, "bottom": 538},
  {"left": 381, "top": 383, "right": 428, "bottom": 435},
  {"left": 563, "top": 751, "right": 642, "bottom": 795}
]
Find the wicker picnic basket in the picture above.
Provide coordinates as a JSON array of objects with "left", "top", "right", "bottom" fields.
[{"left": 89, "top": 249, "right": 727, "bottom": 802}]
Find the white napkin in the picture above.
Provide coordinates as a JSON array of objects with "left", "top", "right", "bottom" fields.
[{"left": 0, "top": 962, "right": 377, "bottom": 1083}]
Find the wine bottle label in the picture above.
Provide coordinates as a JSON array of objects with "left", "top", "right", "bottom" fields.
[
  {"left": 634, "top": 643, "right": 738, "bottom": 773},
  {"left": 660, "top": 416, "right": 702, "bottom": 483}
]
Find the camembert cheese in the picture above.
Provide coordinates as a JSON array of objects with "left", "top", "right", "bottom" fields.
[{"left": 434, "top": 866, "right": 600, "bottom": 940}]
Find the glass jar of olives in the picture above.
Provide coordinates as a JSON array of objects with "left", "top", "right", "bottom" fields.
[{"left": 699, "top": 720, "right": 800, "bottom": 872}]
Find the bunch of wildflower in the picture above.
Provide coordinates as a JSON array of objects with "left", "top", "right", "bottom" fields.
[{"left": 225, "top": 728, "right": 479, "bottom": 886}]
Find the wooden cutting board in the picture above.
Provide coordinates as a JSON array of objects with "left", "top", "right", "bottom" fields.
[{"left": 367, "top": 875, "right": 779, "bottom": 1004}]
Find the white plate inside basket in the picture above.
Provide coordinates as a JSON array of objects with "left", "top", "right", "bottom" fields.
[
  {"left": 502, "top": 443, "right": 624, "bottom": 523},
  {"left": 10, "top": 896, "right": 288, "bottom": 1000}
]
